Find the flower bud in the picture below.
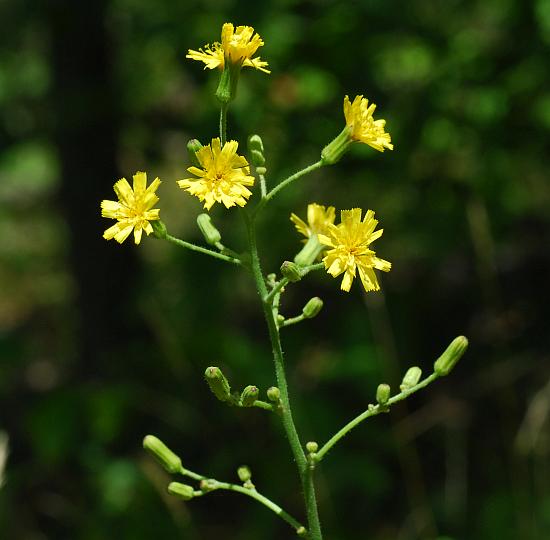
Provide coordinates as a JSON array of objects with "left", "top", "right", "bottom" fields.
[
  {"left": 240, "top": 385, "right": 259, "bottom": 407},
  {"left": 280, "top": 261, "right": 303, "bottom": 282},
  {"left": 168, "top": 482, "right": 195, "bottom": 500},
  {"left": 204, "top": 366, "right": 231, "bottom": 402},
  {"left": 297, "top": 526, "right": 307, "bottom": 537},
  {"left": 248, "top": 134, "right": 264, "bottom": 154},
  {"left": 434, "top": 336, "right": 468, "bottom": 376},
  {"left": 187, "top": 139, "right": 203, "bottom": 167},
  {"left": 143, "top": 435, "right": 182, "bottom": 474},
  {"left": 197, "top": 213, "right": 222, "bottom": 246},
  {"left": 306, "top": 441, "right": 318, "bottom": 453},
  {"left": 266, "top": 386, "right": 280, "bottom": 402},
  {"left": 376, "top": 383, "right": 391, "bottom": 405},
  {"left": 400, "top": 366, "right": 422, "bottom": 391},
  {"left": 237, "top": 465, "right": 252, "bottom": 482},
  {"left": 250, "top": 149, "right": 266, "bottom": 167},
  {"left": 302, "top": 297, "right": 323, "bottom": 319},
  {"left": 151, "top": 219, "right": 167, "bottom": 240},
  {"left": 321, "top": 126, "right": 352, "bottom": 165}
]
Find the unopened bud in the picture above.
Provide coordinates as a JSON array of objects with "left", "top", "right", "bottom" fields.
[
  {"left": 204, "top": 366, "right": 231, "bottom": 402},
  {"left": 280, "top": 261, "right": 302, "bottom": 282},
  {"left": 267, "top": 386, "right": 280, "bottom": 402},
  {"left": 237, "top": 465, "right": 252, "bottom": 482},
  {"left": 197, "top": 213, "right": 221, "bottom": 245},
  {"left": 250, "top": 149, "right": 265, "bottom": 167},
  {"left": 248, "top": 134, "right": 264, "bottom": 154},
  {"left": 240, "top": 385, "right": 259, "bottom": 407},
  {"left": 306, "top": 441, "right": 318, "bottom": 453},
  {"left": 434, "top": 336, "right": 468, "bottom": 376},
  {"left": 187, "top": 139, "right": 203, "bottom": 167},
  {"left": 400, "top": 366, "right": 422, "bottom": 391},
  {"left": 376, "top": 383, "right": 391, "bottom": 405},
  {"left": 143, "top": 435, "right": 182, "bottom": 474},
  {"left": 302, "top": 297, "right": 323, "bottom": 319},
  {"left": 167, "top": 482, "right": 195, "bottom": 500},
  {"left": 151, "top": 219, "right": 167, "bottom": 240},
  {"left": 297, "top": 526, "right": 307, "bottom": 537}
]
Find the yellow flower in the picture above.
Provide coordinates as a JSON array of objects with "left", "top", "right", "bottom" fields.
[
  {"left": 343, "top": 95, "right": 393, "bottom": 152},
  {"left": 101, "top": 171, "right": 161, "bottom": 245},
  {"left": 318, "top": 208, "right": 391, "bottom": 293},
  {"left": 186, "top": 23, "right": 270, "bottom": 73},
  {"left": 290, "top": 203, "right": 336, "bottom": 241},
  {"left": 177, "top": 138, "right": 255, "bottom": 210}
]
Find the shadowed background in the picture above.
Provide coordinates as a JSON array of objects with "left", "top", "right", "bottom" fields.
[{"left": 1, "top": 0, "right": 549, "bottom": 538}]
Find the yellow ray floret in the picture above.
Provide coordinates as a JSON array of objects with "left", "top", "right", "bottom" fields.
[
  {"left": 177, "top": 138, "right": 255, "bottom": 210},
  {"left": 318, "top": 208, "right": 391, "bottom": 293},
  {"left": 343, "top": 95, "right": 393, "bottom": 152},
  {"left": 101, "top": 171, "right": 161, "bottom": 245},
  {"left": 186, "top": 23, "right": 270, "bottom": 73},
  {"left": 290, "top": 203, "right": 336, "bottom": 241}
]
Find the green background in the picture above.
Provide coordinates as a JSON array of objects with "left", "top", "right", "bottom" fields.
[{"left": 1, "top": 0, "right": 549, "bottom": 538}]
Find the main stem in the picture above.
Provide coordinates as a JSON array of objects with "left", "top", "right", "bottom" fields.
[{"left": 243, "top": 211, "right": 323, "bottom": 540}]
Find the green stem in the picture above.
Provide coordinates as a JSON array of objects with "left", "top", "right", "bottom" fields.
[
  {"left": 252, "top": 400, "right": 274, "bottom": 411},
  {"left": 316, "top": 372, "right": 440, "bottom": 462},
  {"left": 264, "top": 278, "right": 289, "bottom": 303},
  {"left": 220, "top": 102, "right": 228, "bottom": 145},
  {"left": 253, "top": 161, "right": 324, "bottom": 216},
  {"left": 242, "top": 210, "right": 323, "bottom": 540},
  {"left": 166, "top": 234, "right": 241, "bottom": 265},
  {"left": 179, "top": 467, "right": 305, "bottom": 533},
  {"left": 279, "top": 314, "right": 306, "bottom": 328}
]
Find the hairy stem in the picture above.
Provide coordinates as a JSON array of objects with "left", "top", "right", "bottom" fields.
[
  {"left": 242, "top": 210, "right": 323, "bottom": 540},
  {"left": 220, "top": 102, "right": 228, "bottom": 145},
  {"left": 316, "top": 372, "right": 440, "bottom": 461},
  {"left": 165, "top": 234, "right": 241, "bottom": 265}
]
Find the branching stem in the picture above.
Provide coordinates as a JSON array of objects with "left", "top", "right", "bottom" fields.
[{"left": 165, "top": 234, "right": 241, "bottom": 265}]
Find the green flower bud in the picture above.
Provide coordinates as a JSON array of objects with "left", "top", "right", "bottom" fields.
[
  {"left": 302, "top": 297, "right": 323, "bottom": 319},
  {"left": 143, "top": 435, "right": 182, "bottom": 474},
  {"left": 237, "top": 465, "right": 252, "bottom": 482},
  {"left": 197, "top": 213, "right": 222, "bottom": 246},
  {"left": 151, "top": 219, "right": 167, "bottom": 240},
  {"left": 204, "top": 366, "right": 231, "bottom": 402},
  {"left": 306, "top": 441, "right": 318, "bottom": 453},
  {"left": 434, "top": 336, "right": 468, "bottom": 376},
  {"left": 297, "top": 526, "right": 307, "bottom": 537},
  {"left": 321, "top": 126, "right": 353, "bottom": 165},
  {"left": 240, "top": 385, "right": 259, "bottom": 407},
  {"left": 167, "top": 481, "right": 195, "bottom": 500},
  {"left": 376, "top": 383, "right": 391, "bottom": 405},
  {"left": 248, "top": 134, "right": 264, "bottom": 154},
  {"left": 187, "top": 139, "right": 203, "bottom": 167},
  {"left": 250, "top": 149, "right": 266, "bottom": 167},
  {"left": 266, "top": 386, "right": 280, "bottom": 402},
  {"left": 400, "top": 366, "right": 422, "bottom": 391},
  {"left": 280, "top": 261, "right": 303, "bottom": 282}
]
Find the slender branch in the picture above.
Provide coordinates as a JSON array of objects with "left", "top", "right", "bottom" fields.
[
  {"left": 252, "top": 400, "right": 275, "bottom": 411},
  {"left": 259, "top": 172, "right": 267, "bottom": 199},
  {"left": 165, "top": 234, "right": 241, "bottom": 265},
  {"left": 179, "top": 467, "right": 305, "bottom": 533},
  {"left": 279, "top": 314, "right": 306, "bottom": 329},
  {"left": 264, "top": 278, "right": 289, "bottom": 303},
  {"left": 219, "top": 102, "right": 228, "bottom": 145},
  {"left": 253, "top": 160, "right": 324, "bottom": 216},
  {"left": 316, "top": 372, "right": 441, "bottom": 462}
]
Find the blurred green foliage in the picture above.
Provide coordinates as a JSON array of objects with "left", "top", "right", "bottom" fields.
[{"left": 1, "top": 0, "right": 549, "bottom": 539}]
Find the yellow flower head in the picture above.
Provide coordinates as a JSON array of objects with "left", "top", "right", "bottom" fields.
[
  {"left": 290, "top": 203, "right": 336, "bottom": 241},
  {"left": 318, "top": 208, "right": 391, "bottom": 293},
  {"left": 343, "top": 95, "right": 393, "bottom": 152},
  {"left": 186, "top": 23, "right": 270, "bottom": 73},
  {"left": 177, "top": 138, "right": 255, "bottom": 210},
  {"left": 101, "top": 171, "right": 161, "bottom": 245}
]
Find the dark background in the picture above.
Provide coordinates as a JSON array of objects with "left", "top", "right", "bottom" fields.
[{"left": 1, "top": 0, "right": 549, "bottom": 538}]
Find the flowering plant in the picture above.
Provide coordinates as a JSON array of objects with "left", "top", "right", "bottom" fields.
[{"left": 100, "top": 23, "right": 467, "bottom": 539}]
